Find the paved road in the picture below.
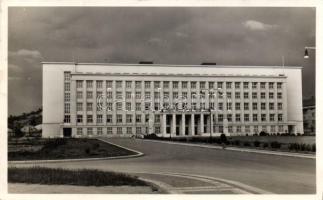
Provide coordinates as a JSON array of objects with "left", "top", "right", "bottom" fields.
[{"left": 12, "top": 138, "right": 315, "bottom": 194}]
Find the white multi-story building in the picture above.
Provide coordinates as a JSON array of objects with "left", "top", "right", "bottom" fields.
[{"left": 42, "top": 62, "right": 303, "bottom": 138}]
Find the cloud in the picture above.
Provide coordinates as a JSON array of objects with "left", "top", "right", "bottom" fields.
[
  {"left": 243, "top": 20, "right": 278, "bottom": 31},
  {"left": 9, "top": 49, "right": 42, "bottom": 59}
]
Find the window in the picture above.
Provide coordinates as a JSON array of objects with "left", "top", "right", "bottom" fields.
[
  {"left": 64, "top": 103, "right": 70, "bottom": 113},
  {"left": 106, "top": 115, "right": 112, "bottom": 123},
  {"left": 145, "top": 102, "right": 150, "bottom": 110},
  {"left": 64, "top": 93, "right": 70, "bottom": 101},
  {"left": 87, "top": 115, "right": 93, "bottom": 123},
  {"left": 136, "top": 114, "right": 141, "bottom": 123},
  {"left": 154, "top": 81, "right": 160, "bottom": 89},
  {"left": 97, "top": 91, "right": 103, "bottom": 98},
  {"left": 145, "top": 81, "right": 151, "bottom": 89},
  {"left": 136, "top": 127, "right": 141, "bottom": 134},
  {"left": 107, "top": 127, "right": 113, "bottom": 134},
  {"left": 116, "top": 81, "right": 122, "bottom": 88},
  {"left": 155, "top": 127, "right": 161, "bottom": 134},
  {"left": 244, "top": 114, "right": 249, "bottom": 122},
  {"left": 145, "top": 92, "right": 151, "bottom": 99},
  {"left": 134, "top": 92, "right": 141, "bottom": 99},
  {"left": 218, "top": 102, "right": 223, "bottom": 110},
  {"left": 235, "top": 92, "right": 240, "bottom": 99},
  {"left": 97, "top": 127, "right": 103, "bottom": 135},
  {"left": 261, "top": 103, "right": 266, "bottom": 110},
  {"left": 181, "top": 81, "right": 188, "bottom": 89},
  {"left": 245, "top": 126, "right": 250, "bottom": 133},
  {"left": 279, "top": 125, "right": 284, "bottom": 132},
  {"left": 235, "top": 82, "right": 240, "bottom": 89},
  {"left": 243, "top": 92, "right": 249, "bottom": 99},
  {"left": 135, "top": 81, "right": 141, "bottom": 89},
  {"left": 200, "top": 82, "right": 205, "bottom": 89},
  {"left": 155, "top": 115, "right": 160, "bottom": 123},
  {"left": 253, "top": 114, "right": 258, "bottom": 122},
  {"left": 86, "top": 91, "right": 93, "bottom": 99},
  {"left": 163, "top": 81, "right": 169, "bottom": 88},
  {"left": 226, "top": 92, "right": 232, "bottom": 99},
  {"left": 96, "top": 81, "right": 103, "bottom": 89},
  {"left": 278, "top": 103, "right": 283, "bottom": 110},
  {"left": 191, "top": 82, "right": 196, "bottom": 89},
  {"left": 173, "top": 81, "right": 179, "bottom": 89},
  {"left": 210, "top": 102, "right": 215, "bottom": 110},
  {"left": 127, "top": 127, "right": 132, "bottom": 134},
  {"left": 252, "top": 92, "right": 257, "bottom": 99},
  {"left": 227, "top": 114, "right": 232, "bottom": 122},
  {"left": 117, "top": 115, "right": 123, "bottom": 123},
  {"left": 154, "top": 103, "right": 159, "bottom": 111},
  {"left": 77, "top": 115, "right": 83, "bottom": 123},
  {"left": 64, "top": 115, "right": 70, "bottom": 123},
  {"left": 173, "top": 92, "right": 178, "bottom": 99},
  {"left": 64, "top": 83, "right": 70, "bottom": 91},
  {"left": 126, "top": 92, "right": 132, "bottom": 99},
  {"left": 252, "top": 103, "right": 257, "bottom": 110},
  {"left": 218, "top": 114, "right": 223, "bottom": 122},
  {"left": 269, "top": 103, "right": 274, "bottom": 110},
  {"left": 126, "top": 81, "right": 132, "bottom": 88},
  {"left": 252, "top": 82, "right": 258, "bottom": 89},
  {"left": 64, "top": 72, "right": 71, "bottom": 81},
  {"left": 260, "top": 82, "right": 266, "bottom": 89},
  {"left": 217, "top": 82, "right": 223, "bottom": 89},
  {"left": 192, "top": 102, "right": 197, "bottom": 110},
  {"left": 77, "top": 91, "right": 83, "bottom": 99},
  {"left": 243, "top": 82, "right": 249, "bottom": 89},
  {"left": 86, "top": 80, "right": 93, "bottom": 88},
  {"left": 107, "top": 103, "right": 113, "bottom": 111},
  {"left": 270, "top": 114, "right": 275, "bottom": 121},
  {"left": 201, "top": 103, "right": 206, "bottom": 110},
  {"left": 77, "top": 128, "right": 82, "bottom": 135},
  {"left": 262, "top": 126, "right": 267, "bottom": 132},
  {"left": 244, "top": 103, "right": 249, "bottom": 110},
  {"left": 269, "top": 92, "right": 274, "bottom": 99},
  {"left": 261, "top": 92, "right": 266, "bottom": 99},
  {"left": 95, "top": 115, "right": 102, "bottom": 123},
  {"left": 136, "top": 103, "right": 141, "bottom": 111},
  {"left": 87, "top": 103, "right": 93, "bottom": 111},
  {"left": 254, "top": 126, "right": 258, "bottom": 133},
  {"left": 77, "top": 103, "right": 83, "bottom": 111},
  {"left": 228, "top": 126, "right": 233, "bottom": 133},
  {"left": 277, "top": 92, "right": 282, "bottom": 99},
  {"left": 116, "top": 92, "right": 123, "bottom": 100},
  {"left": 126, "top": 114, "right": 132, "bottom": 123},
  {"left": 237, "top": 126, "right": 242, "bottom": 133},
  {"left": 278, "top": 114, "right": 283, "bottom": 121},
  {"left": 236, "top": 114, "right": 241, "bottom": 122},
  {"left": 226, "top": 82, "right": 232, "bottom": 89},
  {"left": 126, "top": 102, "right": 132, "bottom": 111},
  {"left": 116, "top": 102, "right": 123, "bottom": 111},
  {"left": 182, "top": 92, "right": 188, "bottom": 99},
  {"left": 277, "top": 82, "right": 282, "bottom": 89},
  {"left": 117, "top": 127, "right": 123, "bottom": 134},
  {"left": 269, "top": 82, "right": 274, "bottom": 89},
  {"left": 107, "top": 91, "right": 113, "bottom": 99},
  {"left": 106, "top": 81, "right": 113, "bottom": 88},
  {"left": 235, "top": 103, "right": 240, "bottom": 110},
  {"left": 87, "top": 128, "right": 93, "bottom": 135},
  {"left": 270, "top": 126, "right": 275, "bottom": 133},
  {"left": 164, "top": 92, "right": 170, "bottom": 99},
  {"left": 261, "top": 114, "right": 266, "bottom": 122},
  {"left": 76, "top": 80, "right": 83, "bottom": 88},
  {"left": 145, "top": 114, "right": 149, "bottom": 122},
  {"left": 227, "top": 102, "right": 232, "bottom": 110},
  {"left": 209, "top": 82, "right": 214, "bottom": 89}
]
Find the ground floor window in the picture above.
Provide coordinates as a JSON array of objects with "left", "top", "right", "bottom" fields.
[
  {"left": 155, "top": 126, "right": 160, "bottom": 134},
  {"left": 97, "top": 127, "right": 103, "bottom": 135},
  {"left": 127, "top": 127, "right": 132, "bottom": 134},
  {"left": 117, "top": 127, "right": 123, "bottom": 134},
  {"left": 107, "top": 127, "right": 113, "bottom": 134},
  {"left": 136, "top": 127, "right": 141, "bottom": 134},
  {"left": 87, "top": 128, "right": 93, "bottom": 135},
  {"left": 77, "top": 128, "right": 83, "bottom": 135}
]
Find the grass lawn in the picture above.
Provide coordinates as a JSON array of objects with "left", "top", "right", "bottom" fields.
[
  {"left": 8, "top": 138, "right": 137, "bottom": 161},
  {"left": 8, "top": 167, "right": 150, "bottom": 187}
]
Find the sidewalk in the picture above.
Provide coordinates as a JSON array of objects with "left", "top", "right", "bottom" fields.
[{"left": 144, "top": 139, "right": 315, "bottom": 159}]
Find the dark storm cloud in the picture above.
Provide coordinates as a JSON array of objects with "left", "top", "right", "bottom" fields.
[{"left": 8, "top": 7, "right": 315, "bottom": 115}]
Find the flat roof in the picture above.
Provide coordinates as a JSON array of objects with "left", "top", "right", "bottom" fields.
[{"left": 41, "top": 62, "right": 303, "bottom": 69}]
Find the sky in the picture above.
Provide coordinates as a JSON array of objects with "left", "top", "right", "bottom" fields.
[{"left": 8, "top": 7, "right": 315, "bottom": 115}]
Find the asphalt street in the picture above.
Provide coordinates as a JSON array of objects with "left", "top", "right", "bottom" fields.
[{"left": 12, "top": 138, "right": 316, "bottom": 194}]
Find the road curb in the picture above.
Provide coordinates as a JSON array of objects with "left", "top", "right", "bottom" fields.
[
  {"left": 8, "top": 139, "right": 144, "bottom": 164},
  {"left": 143, "top": 139, "right": 315, "bottom": 159}
]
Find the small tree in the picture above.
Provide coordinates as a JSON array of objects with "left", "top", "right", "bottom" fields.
[{"left": 220, "top": 133, "right": 227, "bottom": 144}]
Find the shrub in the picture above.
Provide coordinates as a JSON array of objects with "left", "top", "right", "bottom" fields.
[
  {"left": 243, "top": 141, "right": 251, "bottom": 147},
  {"left": 270, "top": 141, "right": 281, "bottom": 149},
  {"left": 233, "top": 140, "right": 240, "bottom": 146},
  {"left": 85, "top": 147, "right": 91, "bottom": 154},
  {"left": 144, "top": 134, "right": 159, "bottom": 139},
  {"left": 312, "top": 144, "right": 316, "bottom": 152},
  {"left": 220, "top": 133, "right": 227, "bottom": 144},
  {"left": 263, "top": 142, "right": 269, "bottom": 148},
  {"left": 254, "top": 140, "right": 260, "bottom": 147},
  {"left": 259, "top": 131, "right": 268, "bottom": 136}
]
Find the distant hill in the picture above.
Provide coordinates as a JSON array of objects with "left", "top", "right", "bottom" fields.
[{"left": 8, "top": 108, "right": 42, "bottom": 137}]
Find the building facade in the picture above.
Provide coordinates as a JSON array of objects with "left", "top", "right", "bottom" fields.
[{"left": 42, "top": 62, "right": 304, "bottom": 138}]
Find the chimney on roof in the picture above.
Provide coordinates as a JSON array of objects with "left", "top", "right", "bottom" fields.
[
  {"left": 139, "top": 61, "right": 154, "bottom": 64},
  {"left": 201, "top": 62, "right": 216, "bottom": 65}
]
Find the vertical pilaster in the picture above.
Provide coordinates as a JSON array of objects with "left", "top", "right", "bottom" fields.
[
  {"left": 162, "top": 114, "right": 167, "bottom": 137},
  {"left": 190, "top": 113, "right": 195, "bottom": 136},
  {"left": 171, "top": 113, "right": 176, "bottom": 137},
  {"left": 200, "top": 113, "right": 204, "bottom": 135}
]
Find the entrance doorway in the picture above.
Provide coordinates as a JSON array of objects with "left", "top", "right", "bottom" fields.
[{"left": 63, "top": 128, "right": 72, "bottom": 137}]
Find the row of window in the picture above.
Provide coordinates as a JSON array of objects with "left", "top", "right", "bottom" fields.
[
  {"left": 75, "top": 80, "right": 283, "bottom": 90},
  {"left": 74, "top": 125, "right": 285, "bottom": 135},
  {"left": 75, "top": 91, "right": 283, "bottom": 100},
  {"left": 64, "top": 113, "right": 284, "bottom": 124},
  {"left": 69, "top": 101, "right": 284, "bottom": 113}
]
